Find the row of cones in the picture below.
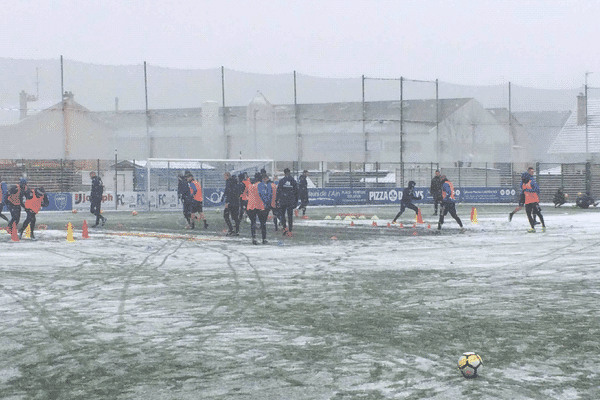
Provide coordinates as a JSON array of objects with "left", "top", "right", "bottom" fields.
[
  {"left": 347, "top": 207, "right": 479, "bottom": 227},
  {"left": 9, "top": 220, "right": 91, "bottom": 242}
]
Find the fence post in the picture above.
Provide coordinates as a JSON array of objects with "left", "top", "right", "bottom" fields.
[
  {"left": 321, "top": 161, "right": 324, "bottom": 189},
  {"left": 114, "top": 152, "right": 118, "bottom": 210},
  {"left": 586, "top": 161, "right": 592, "bottom": 194},
  {"left": 485, "top": 162, "right": 488, "bottom": 187},
  {"left": 60, "top": 159, "right": 64, "bottom": 192},
  {"left": 349, "top": 161, "right": 352, "bottom": 189}
]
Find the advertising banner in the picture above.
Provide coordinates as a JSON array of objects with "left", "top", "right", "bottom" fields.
[
  {"left": 42, "top": 193, "right": 72, "bottom": 211},
  {"left": 67, "top": 185, "right": 516, "bottom": 212},
  {"left": 309, "top": 188, "right": 368, "bottom": 206}
]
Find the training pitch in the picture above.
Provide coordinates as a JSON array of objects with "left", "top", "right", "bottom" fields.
[{"left": 1, "top": 204, "right": 599, "bottom": 399}]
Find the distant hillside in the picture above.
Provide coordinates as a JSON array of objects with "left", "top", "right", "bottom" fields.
[{"left": 0, "top": 57, "right": 582, "bottom": 125}]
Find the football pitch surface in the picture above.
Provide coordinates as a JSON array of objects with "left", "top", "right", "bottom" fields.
[{"left": 1, "top": 204, "right": 599, "bottom": 399}]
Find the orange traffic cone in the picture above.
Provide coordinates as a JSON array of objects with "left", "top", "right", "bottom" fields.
[
  {"left": 412, "top": 230, "right": 418, "bottom": 236},
  {"left": 82, "top": 220, "right": 89, "bottom": 239},
  {"left": 350, "top": 220, "right": 354, "bottom": 226},
  {"left": 387, "top": 222, "right": 391, "bottom": 227},
  {"left": 399, "top": 223, "right": 404, "bottom": 228},
  {"left": 416, "top": 208, "right": 424, "bottom": 224},
  {"left": 66, "top": 222, "right": 75, "bottom": 243},
  {"left": 11, "top": 222, "right": 19, "bottom": 242},
  {"left": 372, "top": 221, "right": 378, "bottom": 227}
]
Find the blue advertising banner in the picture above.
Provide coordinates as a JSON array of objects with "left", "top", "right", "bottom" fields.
[
  {"left": 42, "top": 193, "right": 72, "bottom": 211},
  {"left": 309, "top": 188, "right": 369, "bottom": 206},
  {"left": 43, "top": 186, "right": 516, "bottom": 211}
]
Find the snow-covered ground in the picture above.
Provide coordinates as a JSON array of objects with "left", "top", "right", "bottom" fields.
[{"left": 1, "top": 206, "right": 599, "bottom": 399}]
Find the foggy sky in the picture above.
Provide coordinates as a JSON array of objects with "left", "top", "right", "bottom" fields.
[{"left": 2, "top": 0, "right": 599, "bottom": 89}]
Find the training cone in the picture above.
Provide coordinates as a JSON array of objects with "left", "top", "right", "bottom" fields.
[
  {"left": 387, "top": 222, "right": 391, "bottom": 227},
  {"left": 66, "top": 222, "right": 75, "bottom": 242},
  {"left": 82, "top": 220, "right": 89, "bottom": 239},
  {"left": 412, "top": 230, "right": 418, "bottom": 236},
  {"left": 399, "top": 223, "right": 404, "bottom": 228},
  {"left": 416, "top": 208, "right": 424, "bottom": 224},
  {"left": 427, "top": 223, "right": 431, "bottom": 229},
  {"left": 24, "top": 224, "right": 31, "bottom": 239},
  {"left": 471, "top": 207, "right": 478, "bottom": 224},
  {"left": 350, "top": 220, "right": 354, "bottom": 226},
  {"left": 372, "top": 221, "right": 378, "bottom": 227},
  {"left": 11, "top": 222, "right": 19, "bottom": 242}
]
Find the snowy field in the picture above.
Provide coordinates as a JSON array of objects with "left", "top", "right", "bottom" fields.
[{"left": 1, "top": 204, "right": 599, "bottom": 399}]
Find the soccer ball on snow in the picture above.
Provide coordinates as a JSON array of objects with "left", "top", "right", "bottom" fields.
[{"left": 457, "top": 352, "right": 483, "bottom": 378}]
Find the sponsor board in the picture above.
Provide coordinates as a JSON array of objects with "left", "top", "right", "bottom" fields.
[{"left": 65, "top": 186, "right": 516, "bottom": 211}]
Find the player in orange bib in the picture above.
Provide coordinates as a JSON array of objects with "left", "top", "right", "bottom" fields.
[{"left": 19, "top": 186, "right": 49, "bottom": 240}]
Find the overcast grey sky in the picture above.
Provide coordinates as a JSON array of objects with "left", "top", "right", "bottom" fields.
[{"left": 3, "top": 0, "right": 598, "bottom": 89}]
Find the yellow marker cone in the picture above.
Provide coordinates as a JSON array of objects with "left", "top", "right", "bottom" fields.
[
  {"left": 24, "top": 224, "right": 31, "bottom": 239},
  {"left": 471, "top": 207, "right": 478, "bottom": 224},
  {"left": 67, "top": 222, "right": 75, "bottom": 242}
]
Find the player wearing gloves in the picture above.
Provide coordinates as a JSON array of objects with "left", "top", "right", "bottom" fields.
[{"left": 392, "top": 180, "right": 421, "bottom": 223}]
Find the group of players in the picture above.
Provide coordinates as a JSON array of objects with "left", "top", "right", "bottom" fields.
[
  {"left": 0, "top": 177, "right": 49, "bottom": 240},
  {"left": 177, "top": 168, "right": 309, "bottom": 244},
  {"left": 3, "top": 165, "right": 589, "bottom": 242},
  {"left": 390, "top": 167, "right": 548, "bottom": 233}
]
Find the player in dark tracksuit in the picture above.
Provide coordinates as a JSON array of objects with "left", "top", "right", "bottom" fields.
[
  {"left": 392, "top": 180, "right": 422, "bottom": 223},
  {"left": 178, "top": 172, "right": 192, "bottom": 227},
  {"left": 223, "top": 172, "right": 240, "bottom": 236},
  {"left": 430, "top": 170, "right": 443, "bottom": 215},
  {"left": 297, "top": 170, "right": 309, "bottom": 217},
  {"left": 90, "top": 172, "right": 107, "bottom": 227},
  {"left": 7, "top": 179, "right": 28, "bottom": 234},
  {"left": 276, "top": 168, "right": 298, "bottom": 235}
]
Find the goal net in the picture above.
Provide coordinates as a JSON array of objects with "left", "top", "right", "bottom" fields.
[{"left": 134, "top": 158, "right": 274, "bottom": 211}]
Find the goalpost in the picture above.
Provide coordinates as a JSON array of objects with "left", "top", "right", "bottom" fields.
[{"left": 139, "top": 158, "right": 275, "bottom": 211}]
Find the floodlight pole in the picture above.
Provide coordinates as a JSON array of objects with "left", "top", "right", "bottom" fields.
[
  {"left": 144, "top": 61, "right": 152, "bottom": 158},
  {"left": 585, "top": 72, "right": 592, "bottom": 157}
]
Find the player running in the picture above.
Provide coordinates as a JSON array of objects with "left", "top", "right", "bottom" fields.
[
  {"left": 437, "top": 175, "right": 464, "bottom": 232},
  {"left": 521, "top": 172, "right": 546, "bottom": 233},
  {"left": 392, "top": 180, "right": 421, "bottom": 223}
]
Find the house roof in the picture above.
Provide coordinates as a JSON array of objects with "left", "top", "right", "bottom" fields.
[
  {"left": 547, "top": 100, "right": 600, "bottom": 154},
  {"left": 513, "top": 110, "right": 571, "bottom": 162}
]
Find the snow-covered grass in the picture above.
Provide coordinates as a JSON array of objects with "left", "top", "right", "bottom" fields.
[{"left": 1, "top": 204, "right": 599, "bottom": 399}]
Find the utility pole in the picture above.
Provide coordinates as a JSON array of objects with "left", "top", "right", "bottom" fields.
[{"left": 585, "top": 71, "right": 593, "bottom": 157}]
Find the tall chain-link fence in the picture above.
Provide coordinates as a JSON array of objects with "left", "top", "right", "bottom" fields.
[{"left": 3, "top": 159, "right": 599, "bottom": 204}]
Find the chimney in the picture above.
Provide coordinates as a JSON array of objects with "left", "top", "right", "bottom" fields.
[{"left": 577, "top": 92, "right": 587, "bottom": 125}]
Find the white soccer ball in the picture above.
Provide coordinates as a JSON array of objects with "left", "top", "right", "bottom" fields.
[{"left": 457, "top": 352, "right": 483, "bottom": 379}]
